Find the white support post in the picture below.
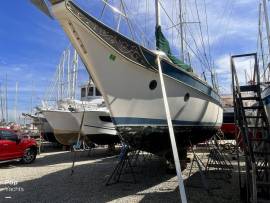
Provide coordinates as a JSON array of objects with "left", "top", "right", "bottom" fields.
[{"left": 156, "top": 54, "right": 187, "bottom": 203}]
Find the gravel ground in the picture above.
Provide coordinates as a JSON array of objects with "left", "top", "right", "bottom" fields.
[{"left": 0, "top": 145, "right": 241, "bottom": 203}]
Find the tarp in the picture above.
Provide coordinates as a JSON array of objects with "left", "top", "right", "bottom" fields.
[{"left": 155, "top": 26, "right": 193, "bottom": 72}]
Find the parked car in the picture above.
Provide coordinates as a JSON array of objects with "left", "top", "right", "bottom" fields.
[{"left": 0, "top": 128, "right": 37, "bottom": 164}]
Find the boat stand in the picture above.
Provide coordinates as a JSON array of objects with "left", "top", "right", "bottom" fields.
[
  {"left": 205, "top": 135, "right": 233, "bottom": 180},
  {"left": 70, "top": 139, "right": 93, "bottom": 176},
  {"left": 106, "top": 144, "right": 136, "bottom": 186},
  {"left": 187, "top": 143, "right": 210, "bottom": 193}
]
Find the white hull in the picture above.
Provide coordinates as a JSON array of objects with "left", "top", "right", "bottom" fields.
[
  {"left": 51, "top": 2, "right": 223, "bottom": 129},
  {"left": 42, "top": 110, "right": 118, "bottom": 145}
]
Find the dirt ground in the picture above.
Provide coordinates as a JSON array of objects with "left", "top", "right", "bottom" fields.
[{"left": 0, "top": 145, "right": 241, "bottom": 203}]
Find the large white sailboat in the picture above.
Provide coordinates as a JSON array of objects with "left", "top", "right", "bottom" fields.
[{"left": 32, "top": 0, "right": 223, "bottom": 160}]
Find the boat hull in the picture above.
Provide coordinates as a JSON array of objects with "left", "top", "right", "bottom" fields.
[
  {"left": 42, "top": 110, "right": 118, "bottom": 145},
  {"left": 50, "top": 1, "right": 223, "bottom": 156},
  {"left": 30, "top": 115, "right": 58, "bottom": 143}
]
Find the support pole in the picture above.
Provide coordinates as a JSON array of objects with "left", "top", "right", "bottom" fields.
[{"left": 156, "top": 54, "right": 187, "bottom": 203}]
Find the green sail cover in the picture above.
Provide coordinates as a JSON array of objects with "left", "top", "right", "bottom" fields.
[{"left": 155, "top": 26, "right": 193, "bottom": 72}]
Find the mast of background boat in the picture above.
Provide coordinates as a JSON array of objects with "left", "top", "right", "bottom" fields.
[
  {"left": 71, "top": 50, "right": 78, "bottom": 99},
  {"left": 14, "top": 82, "right": 18, "bottom": 123},
  {"left": 263, "top": 0, "right": 270, "bottom": 56},
  {"left": 67, "top": 49, "right": 71, "bottom": 98},
  {"left": 259, "top": 3, "right": 266, "bottom": 81},
  {"left": 0, "top": 83, "right": 4, "bottom": 123},
  {"left": 155, "top": 1, "right": 187, "bottom": 202},
  {"left": 5, "top": 73, "right": 8, "bottom": 123}
]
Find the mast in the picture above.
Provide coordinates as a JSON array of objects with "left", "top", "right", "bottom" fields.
[
  {"left": 5, "top": 73, "right": 8, "bottom": 123},
  {"left": 0, "top": 83, "right": 3, "bottom": 122},
  {"left": 155, "top": 0, "right": 160, "bottom": 30},
  {"left": 72, "top": 50, "right": 78, "bottom": 99},
  {"left": 30, "top": 80, "right": 33, "bottom": 114},
  {"left": 67, "top": 49, "right": 71, "bottom": 98},
  {"left": 259, "top": 3, "right": 266, "bottom": 81},
  {"left": 263, "top": 0, "right": 270, "bottom": 56},
  {"left": 14, "top": 82, "right": 18, "bottom": 123},
  {"left": 178, "top": 0, "right": 184, "bottom": 61}
]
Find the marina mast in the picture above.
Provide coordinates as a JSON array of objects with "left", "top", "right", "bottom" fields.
[
  {"left": 5, "top": 73, "right": 8, "bottom": 123},
  {"left": 263, "top": 0, "right": 270, "bottom": 56}
]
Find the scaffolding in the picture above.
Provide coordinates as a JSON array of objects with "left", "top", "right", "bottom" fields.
[{"left": 231, "top": 53, "right": 270, "bottom": 203}]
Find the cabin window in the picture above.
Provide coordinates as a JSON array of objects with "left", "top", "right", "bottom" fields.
[
  {"left": 96, "top": 88, "right": 102, "bottom": 96},
  {"left": 99, "top": 116, "right": 112, "bottom": 122},
  {"left": 88, "top": 87, "right": 94, "bottom": 96},
  {"left": 81, "top": 88, "right": 86, "bottom": 97}
]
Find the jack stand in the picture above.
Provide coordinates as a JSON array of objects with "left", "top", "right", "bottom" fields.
[
  {"left": 106, "top": 144, "right": 136, "bottom": 186},
  {"left": 70, "top": 140, "right": 93, "bottom": 176},
  {"left": 187, "top": 144, "right": 209, "bottom": 193}
]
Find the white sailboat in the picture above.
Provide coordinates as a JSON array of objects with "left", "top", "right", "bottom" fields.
[{"left": 32, "top": 0, "right": 223, "bottom": 160}]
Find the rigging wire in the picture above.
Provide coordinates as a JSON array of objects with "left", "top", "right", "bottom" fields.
[
  {"left": 194, "top": 0, "right": 212, "bottom": 72},
  {"left": 158, "top": 0, "right": 211, "bottom": 74},
  {"left": 202, "top": 0, "right": 214, "bottom": 70},
  {"left": 184, "top": 0, "right": 212, "bottom": 73}
]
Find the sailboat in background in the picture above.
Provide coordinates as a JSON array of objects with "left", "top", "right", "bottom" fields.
[{"left": 32, "top": 0, "right": 223, "bottom": 161}]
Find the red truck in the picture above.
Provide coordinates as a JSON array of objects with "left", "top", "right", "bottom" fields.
[{"left": 0, "top": 128, "right": 37, "bottom": 164}]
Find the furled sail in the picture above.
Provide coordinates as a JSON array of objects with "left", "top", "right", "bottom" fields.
[{"left": 155, "top": 26, "right": 193, "bottom": 72}]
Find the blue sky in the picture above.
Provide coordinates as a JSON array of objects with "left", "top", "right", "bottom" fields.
[
  {"left": 0, "top": 0, "right": 264, "bottom": 122},
  {"left": 0, "top": 0, "right": 89, "bottom": 122}
]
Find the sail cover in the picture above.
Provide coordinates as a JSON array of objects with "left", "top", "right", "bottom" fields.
[{"left": 155, "top": 26, "right": 193, "bottom": 72}]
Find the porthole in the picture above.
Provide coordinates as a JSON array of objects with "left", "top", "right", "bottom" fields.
[
  {"left": 184, "top": 93, "right": 190, "bottom": 102},
  {"left": 149, "top": 80, "right": 157, "bottom": 90}
]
